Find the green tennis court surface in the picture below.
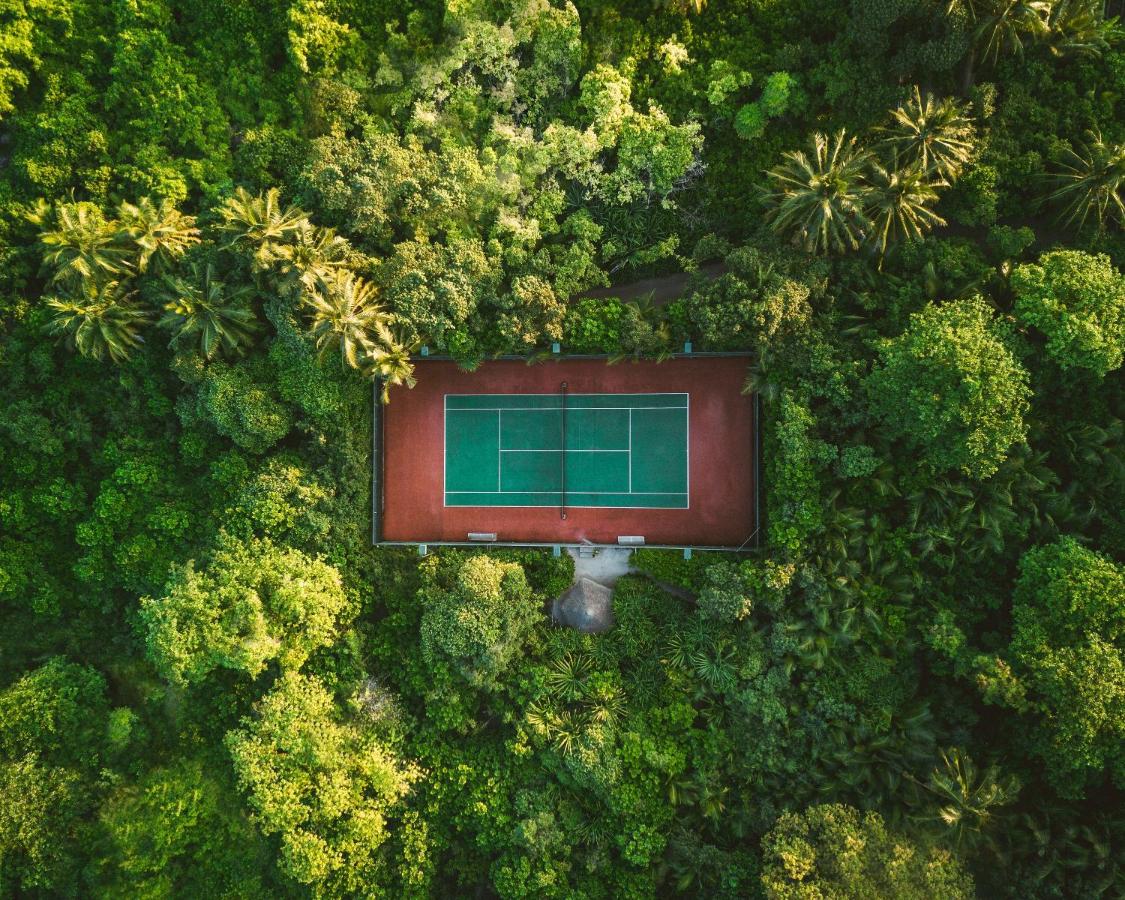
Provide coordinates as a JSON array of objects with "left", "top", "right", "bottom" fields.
[{"left": 444, "top": 393, "right": 689, "bottom": 508}]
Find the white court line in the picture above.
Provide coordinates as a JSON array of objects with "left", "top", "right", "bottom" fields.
[
  {"left": 498, "top": 449, "right": 629, "bottom": 453},
  {"left": 628, "top": 408, "right": 632, "bottom": 492},
  {"left": 446, "top": 405, "right": 685, "bottom": 412},
  {"left": 443, "top": 392, "right": 691, "bottom": 509},
  {"left": 445, "top": 491, "right": 687, "bottom": 495}
]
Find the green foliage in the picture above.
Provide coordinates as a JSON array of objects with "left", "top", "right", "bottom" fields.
[
  {"left": 0, "top": 755, "right": 88, "bottom": 894},
  {"left": 563, "top": 296, "right": 625, "bottom": 353},
  {"left": 0, "top": 0, "right": 1122, "bottom": 893},
  {"left": 187, "top": 359, "right": 293, "bottom": 454},
  {"left": 734, "top": 72, "right": 798, "bottom": 140},
  {"left": 419, "top": 553, "right": 541, "bottom": 689},
  {"left": 96, "top": 756, "right": 268, "bottom": 897},
  {"left": 158, "top": 262, "right": 260, "bottom": 360},
  {"left": 226, "top": 671, "right": 416, "bottom": 893},
  {"left": 880, "top": 86, "right": 976, "bottom": 179},
  {"left": 681, "top": 244, "right": 822, "bottom": 351},
  {"left": 764, "top": 130, "right": 872, "bottom": 255},
  {"left": 1005, "top": 538, "right": 1125, "bottom": 797},
  {"left": 140, "top": 535, "right": 349, "bottom": 684},
  {"left": 1011, "top": 249, "right": 1125, "bottom": 376},
  {"left": 0, "top": 658, "right": 110, "bottom": 769},
  {"left": 866, "top": 297, "right": 1031, "bottom": 479},
  {"left": 697, "top": 558, "right": 794, "bottom": 622},
  {"left": 631, "top": 547, "right": 725, "bottom": 590},
  {"left": 765, "top": 393, "right": 827, "bottom": 555},
  {"left": 760, "top": 803, "right": 975, "bottom": 898},
  {"left": 1047, "top": 128, "right": 1125, "bottom": 231},
  {"left": 103, "top": 27, "right": 231, "bottom": 200}
]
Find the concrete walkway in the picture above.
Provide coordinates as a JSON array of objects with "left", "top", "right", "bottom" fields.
[{"left": 567, "top": 546, "right": 635, "bottom": 587}]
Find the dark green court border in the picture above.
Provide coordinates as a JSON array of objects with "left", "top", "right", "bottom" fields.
[{"left": 371, "top": 351, "right": 762, "bottom": 552}]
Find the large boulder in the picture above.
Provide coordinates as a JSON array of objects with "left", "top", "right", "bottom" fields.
[{"left": 552, "top": 576, "right": 615, "bottom": 633}]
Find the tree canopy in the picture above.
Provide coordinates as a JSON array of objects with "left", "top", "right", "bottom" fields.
[{"left": 0, "top": 0, "right": 1123, "bottom": 895}]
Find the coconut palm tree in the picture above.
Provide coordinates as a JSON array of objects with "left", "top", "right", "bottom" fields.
[
  {"left": 217, "top": 187, "right": 310, "bottom": 271},
  {"left": 35, "top": 200, "right": 132, "bottom": 290},
  {"left": 157, "top": 263, "right": 260, "bottom": 360},
  {"left": 1049, "top": 0, "right": 1118, "bottom": 57},
  {"left": 364, "top": 328, "right": 418, "bottom": 403},
  {"left": 864, "top": 158, "right": 947, "bottom": 258},
  {"left": 762, "top": 130, "right": 872, "bottom": 255},
  {"left": 1047, "top": 129, "right": 1125, "bottom": 230},
  {"left": 45, "top": 280, "right": 153, "bottom": 363},
  {"left": 950, "top": 0, "right": 1053, "bottom": 69},
  {"left": 880, "top": 87, "right": 976, "bottom": 179},
  {"left": 116, "top": 197, "right": 201, "bottom": 274},
  {"left": 915, "top": 748, "right": 1020, "bottom": 850},
  {"left": 306, "top": 269, "right": 389, "bottom": 370},
  {"left": 272, "top": 220, "right": 353, "bottom": 300}
]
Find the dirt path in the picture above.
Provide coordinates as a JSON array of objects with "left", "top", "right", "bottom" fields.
[{"left": 576, "top": 261, "right": 727, "bottom": 306}]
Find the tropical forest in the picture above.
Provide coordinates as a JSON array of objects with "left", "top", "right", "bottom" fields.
[{"left": 0, "top": 0, "right": 1123, "bottom": 896}]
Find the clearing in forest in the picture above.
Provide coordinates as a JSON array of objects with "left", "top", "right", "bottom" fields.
[{"left": 377, "top": 357, "right": 757, "bottom": 548}]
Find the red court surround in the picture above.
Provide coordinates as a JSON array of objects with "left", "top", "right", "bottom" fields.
[{"left": 379, "top": 357, "right": 757, "bottom": 547}]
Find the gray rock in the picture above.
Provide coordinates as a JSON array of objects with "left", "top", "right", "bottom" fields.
[{"left": 552, "top": 576, "right": 615, "bottom": 633}]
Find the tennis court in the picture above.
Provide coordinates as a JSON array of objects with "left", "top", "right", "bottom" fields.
[{"left": 444, "top": 391, "right": 688, "bottom": 509}]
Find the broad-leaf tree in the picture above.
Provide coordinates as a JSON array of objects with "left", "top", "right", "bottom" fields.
[
  {"left": 1011, "top": 249, "right": 1125, "bottom": 376},
  {"left": 866, "top": 297, "right": 1031, "bottom": 479},
  {"left": 419, "top": 553, "right": 541, "bottom": 688},
  {"left": 1002, "top": 538, "right": 1125, "bottom": 797},
  {"left": 225, "top": 672, "right": 416, "bottom": 892},
  {"left": 139, "top": 535, "right": 349, "bottom": 684},
  {"left": 760, "top": 803, "right": 975, "bottom": 898}
]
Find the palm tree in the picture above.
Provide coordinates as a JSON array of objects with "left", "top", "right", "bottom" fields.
[
  {"left": 880, "top": 87, "right": 976, "bottom": 179},
  {"left": 217, "top": 187, "right": 310, "bottom": 271},
  {"left": 45, "top": 280, "right": 153, "bottom": 363},
  {"left": 116, "top": 197, "right": 200, "bottom": 274},
  {"left": 1049, "top": 0, "right": 1118, "bottom": 57},
  {"left": 364, "top": 332, "right": 418, "bottom": 403},
  {"left": 1046, "top": 129, "right": 1125, "bottom": 230},
  {"left": 864, "top": 158, "right": 947, "bottom": 258},
  {"left": 916, "top": 748, "right": 1020, "bottom": 850},
  {"left": 306, "top": 269, "right": 389, "bottom": 370},
  {"left": 35, "top": 200, "right": 132, "bottom": 290},
  {"left": 950, "top": 0, "right": 1053, "bottom": 69},
  {"left": 762, "top": 130, "right": 872, "bottom": 255},
  {"left": 157, "top": 263, "right": 260, "bottom": 359},
  {"left": 272, "top": 220, "right": 352, "bottom": 300}
]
